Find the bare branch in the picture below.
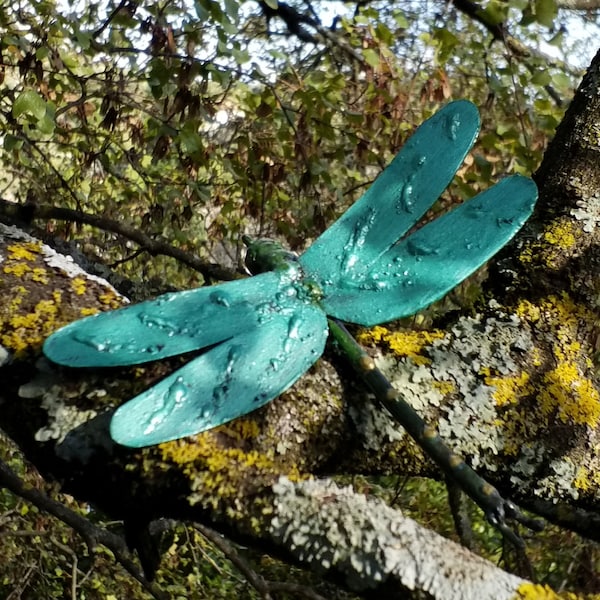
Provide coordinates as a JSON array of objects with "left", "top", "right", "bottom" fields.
[{"left": 0, "top": 198, "right": 238, "bottom": 283}]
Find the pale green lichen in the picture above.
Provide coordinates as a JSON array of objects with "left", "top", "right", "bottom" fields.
[
  {"left": 570, "top": 191, "right": 600, "bottom": 233},
  {"left": 0, "top": 343, "right": 9, "bottom": 366},
  {"left": 351, "top": 326, "right": 450, "bottom": 455},
  {"left": 536, "top": 458, "right": 581, "bottom": 500},
  {"left": 20, "top": 372, "right": 100, "bottom": 446},
  {"left": 271, "top": 477, "right": 523, "bottom": 598}
]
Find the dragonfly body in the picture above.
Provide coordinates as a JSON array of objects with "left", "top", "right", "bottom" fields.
[{"left": 43, "top": 100, "right": 538, "bottom": 448}]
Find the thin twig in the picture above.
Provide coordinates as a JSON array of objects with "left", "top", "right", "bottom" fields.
[
  {"left": 0, "top": 459, "right": 168, "bottom": 600},
  {"left": 193, "top": 523, "right": 273, "bottom": 600},
  {"left": 0, "top": 198, "right": 237, "bottom": 283}
]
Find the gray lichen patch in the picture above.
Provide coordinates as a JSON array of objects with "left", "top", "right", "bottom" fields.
[
  {"left": 535, "top": 457, "right": 582, "bottom": 500},
  {"left": 349, "top": 389, "right": 406, "bottom": 452},
  {"left": 270, "top": 477, "right": 524, "bottom": 598},
  {"left": 0, "top": 223, "right": 35, "bottom": 243},
  {"left": 26, "top": 379, "right": 100, "bottom": 445},
  {"left": 348, "top": 355, "right": 443, "bottom": 452},
  {"left": 360, "top": 310, "right": 536, "bottom": 473},
  {"left": 16, "top": 359, "right": 117, "bottom": 463},
  {"left": 429, "top": 311, "right": 537, "bottom": 468},
  {"left": 570, "top": 190, "right": 600, "bottom": 233}
]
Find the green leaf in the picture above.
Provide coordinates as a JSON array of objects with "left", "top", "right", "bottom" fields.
[
  {"left": 432, "top": 28, "right": 460, "bottom": 63},
  {"left": 483, "top": 0, "right": 509, "bottom": 25},
  {"left": 194, "top": 0, "right": 209, "bottom": 20},
  {"left": 37, "top": 115, "right": 55, "bottom": 135},
  {"left": 393, "top": 10, "right": 409, "bottom": 29},
  {"left": 178, "top": 126, "right": 203, "bottom": 156},
  {"left": 531, "top": 71, "right": 551, "bottom": 85},
  {"left": 363, "top": 48, "right": 380, "bottom": 68},
  {"left": 4, "top": 134, "right": 23, "bottom": 151},
  {"left": 224, "top": 0, "right": 239, "bottom": 21},
  {"left": 535, "top": 0, "right": 557, "bottom": 27},
  {"left": 552, "top": 72, "right": 573, "bottom": 89},
  {"left": 263, "top": 0, "right": 278, "bottom": 9},
  {"left": 75, "top": 29, "right": 92, "bottom": 50},
  {"left": 12, "top": 89, "right": 47, "bottom": 120}
]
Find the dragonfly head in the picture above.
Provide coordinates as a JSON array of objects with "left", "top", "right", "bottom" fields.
[{"left": 242, "top": 235, "right": 299, "bottom": 275}]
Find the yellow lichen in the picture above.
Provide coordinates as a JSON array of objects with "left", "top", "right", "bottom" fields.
[
  {"left": 573, "top": 466, "right": 600, "bottom": 492},
  {"left": 539, "top": 362, "right": 600, "bottom": 425},
  {"left": 3, "top": 242, "right": 47, "bottom": 284},
  {"left": 516, "top": 299, "right": 541, "bottom": 323},
  {"left": 486, "top": 372, "right": 533, "bottom": 408},
  {"left": 219, "top": 418, "right": 261, "bottom": 441},
  {"left": 6, "top": 241, "right": 41, "bottom": 261},
  {"left": 543, "top": 221, "right": 577, "bottom": 249},
  {"left": 3, "top": 262, "right": 31, "bottom": 277},
  {"left": 515, "top": 293, "right": 600, "bottom": 428},
  {"left": 574, "top": 467, "right": 591, "bottom": 491},
  {"left": 542, "top": 295, "right": 599, "bottom": 426},
  {"left": 432, "top": 380, "right": 455, "bottom": 396},
  {"left": 1, "top": 297, "right": 61, "bottom": 355},
  {"left": 357, "top": 326, "right": 445, "bottom": 365},
  {"left": 515, "top": 582, "right": 582, "bottom": 599},
  {"left": 31, "top": 267, "right": 49, "bottom": 284},
  {"left": 80, "top": 307, "right": 100, "bottom": 316},
  {"left": 159, "top": 431, "right": 304, "bottom": 514},
  {"left": 531, "top": 347, "right": 543, "bottom": 367},
  {"left": 519, "top": 220, "right": 578, "bottom": 269},
  {"left": 71, "top": 277, "right": 87, "bottom": 295},
  {"left": 99, "top": 290, "right": 122, "bottom": 309},
  {"left": 0, "top": 287, "right": 63, "bottom": 357}
]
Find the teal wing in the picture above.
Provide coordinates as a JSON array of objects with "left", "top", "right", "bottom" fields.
[
  {"left": 320, "top": 175, "right": 537, "bottom": 326},
  {"left": 43, "top": 271, "right": 289, "bottom": 367},
  {"left": 300, "top": 100, "right": 480, "bottom": 285},
  {"left": 109, "top": 300, "right": 328, "bottom": 447}
]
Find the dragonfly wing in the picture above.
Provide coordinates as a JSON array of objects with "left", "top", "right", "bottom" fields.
[
  {"left": 321, "top": 175, "right": 537, "bottom": 326},
  {"left": 300, "top": 100, "right": 480, "bottom": 288},
  {"left": 43, "top": 271, "right": 290, "bottom": 367},
  {"left": 109, "top": 300, "right": 329, "bottom": 447}
]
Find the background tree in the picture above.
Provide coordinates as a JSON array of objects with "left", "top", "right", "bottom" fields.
[{"left": 0, "top": 1, "right": 599, "bottom": 598}]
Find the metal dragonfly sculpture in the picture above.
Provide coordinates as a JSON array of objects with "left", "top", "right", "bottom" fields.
[{"left": 44, "top": 100, "right": 542, "bottom": 541}]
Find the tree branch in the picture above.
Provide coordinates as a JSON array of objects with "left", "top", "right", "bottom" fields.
[{"left": 0, "top": 198, "right": 238, "bottom": 283}]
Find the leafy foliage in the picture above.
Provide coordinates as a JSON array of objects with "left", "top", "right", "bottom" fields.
[{"left": 0, "top": 0, "right": 573, "bottom": 287}]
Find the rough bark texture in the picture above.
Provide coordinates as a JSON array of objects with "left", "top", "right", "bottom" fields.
[{"left": 2, "top": 51, "right": 600, "bottom": 600}]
